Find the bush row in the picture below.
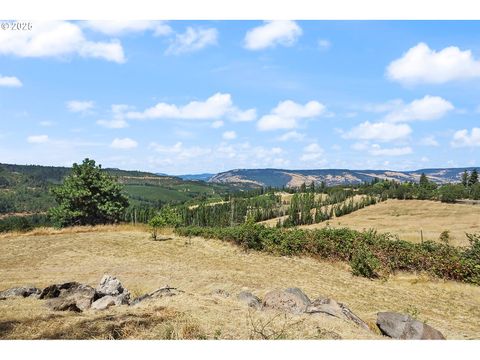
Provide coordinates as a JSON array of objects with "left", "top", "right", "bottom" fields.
[
  {"left": 175, "top": 223, "right": 480, "bottom": 285},
  {"left": 0, "top": 214, "right": 53, "bottom": 233}
]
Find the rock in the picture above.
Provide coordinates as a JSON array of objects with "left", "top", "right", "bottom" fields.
[
  {"left": 237, "top": 291, "right": 261, "bottom": 309},
  {"left": 306, "top": 297, "right": 370, "bottom": 331},
  {"left": 262, "top": 288, "right": 311, "bottom": 314},
  {"left": 130, "top": 286, "right": 182, "bottom": 306},
  {"left": 211, "top": 289, "right": 230, "bottom": 298},
  {"left": 39, "top": 282, "right": 82, "bottom": 299},
  {"left": 376, "top": 312, "right": 445, "bottom": 340},
  {"left": 96, "top": 275, "right": 128, "bottom": 297},
  {"left": 0, "top": 286, "right": 41, "bottom": 300},
  {"left": 44, "top": 284, "right": 96, "bottom": 312}
]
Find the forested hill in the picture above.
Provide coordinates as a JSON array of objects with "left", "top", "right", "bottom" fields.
[{"left": 208, "top": 167, "right": 478, "bottom": 188}]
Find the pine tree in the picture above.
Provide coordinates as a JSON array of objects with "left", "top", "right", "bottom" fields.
[
  {"left": 461, "top": 170, "right": 469, "bottom": 187},
  {"left": 419, "top": 173, "right": 429, "bottom": 187},
  {"left": 469, "top": 169, "right": 479, "bottom": 186}
]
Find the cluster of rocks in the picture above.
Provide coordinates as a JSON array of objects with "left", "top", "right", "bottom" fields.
[
  {"left": 0, "top": 275, "right": 182, "bottom": 312},
  {"left": 1, "top": 280, "right": 445, "bottom": 339},
  {"left": 235, "top": 287, "right": 445, "bottom": 340}
]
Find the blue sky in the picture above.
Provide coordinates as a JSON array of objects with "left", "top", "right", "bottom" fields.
[{"left": 0, "top": 20, "right": 479, "bottom": 174}]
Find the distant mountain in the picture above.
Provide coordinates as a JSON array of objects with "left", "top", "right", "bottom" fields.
[
  {"left": 208, "top": 167, "right": 478, "bottom": 188},
  {"left": 176, "top": 173, "right": 215, "bottom": 182}
]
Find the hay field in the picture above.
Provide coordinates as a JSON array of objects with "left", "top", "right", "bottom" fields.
[
  {"left": 1, "top": 226, "right": 479, "bottom": 339},
  {"left": 301, "top": 199, "right": 480, "bottom": 247}
]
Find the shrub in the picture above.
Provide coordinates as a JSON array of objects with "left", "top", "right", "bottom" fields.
[{"left": 350, "top": 244, "right": 380, "bottom": 278}]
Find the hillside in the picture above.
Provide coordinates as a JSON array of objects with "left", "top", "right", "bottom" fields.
[
  {"left": 208, "top": 167, "right": 477, "bottom": 188},
  {"left": 1, "top": 226, "right": 478, "bottom": 339}
]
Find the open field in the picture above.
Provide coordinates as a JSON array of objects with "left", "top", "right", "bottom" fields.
[
  {"left": 1, "top": 227, "right": 479, "bottom": 339},
  {"left": 301, "top": 199, "right": 480, "bottom": 247}
]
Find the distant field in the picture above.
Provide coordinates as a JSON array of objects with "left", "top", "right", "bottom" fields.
[
  {"left": 301, "top": 199, "right": 480, "bottom": 247},
  {"left": 0, "top": 226, "right": 479, "bottom": 339}
]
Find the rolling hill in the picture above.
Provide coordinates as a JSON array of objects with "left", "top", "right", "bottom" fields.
[{"left": 207, "top": 167, "right": 478, "bottom": 188}]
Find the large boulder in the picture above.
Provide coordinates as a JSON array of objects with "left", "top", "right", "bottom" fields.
[
  {"left": 130, "top": 286, "right": 182, "bottom": 306},
  {"left": 39, "top": 282, "right": 82, "bottom": 299},
  {"left": 0, "top": 286, "right": 41, "bottom": 300},
  {"left": 306, "top": 297, "right": 370, "bottom": 331},
  {"left": 376, "top": 312, "right": 445, "bottom": 340},
  {"left": 237, "top": 291, "right": 261, "bottom": 309},
  {"left": 96, "top": 275, "right": 129, "bottom": 297},
  {"left": 262, "top": 288, "right": 311, "bottom": 314},
  {"left": 44, "top": 284, "right": 97, "bottom": 312}
]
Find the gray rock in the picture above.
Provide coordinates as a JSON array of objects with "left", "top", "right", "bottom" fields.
[
  {"left": 377, "top": 312, "right": 445, "bottom": 340},
  {"left": 44, "top": 284, "right": 96, "bottom": 312},
  {"left": 262, "top": 288, "right": 311, "bottom": 314},
  {"left": 91, "top": 295, "right": 116, "bottom": 310},
  {"left": 0, "top": 286, "right": 41, "bottom": 299},
  {"left": 96, "top": 275, "right": 128, "bottom": 297},
  {"left": 237, "top": 291, "right": 261, "bottom": 309},
  {"left": 306, "top": 297, "right": 370, "bottom": 331},
  {"left": 39, "top": 282, "right": 81, "bottom": 299},
  {"left": 130, "top": 286, "right": 182, "bottom": 306}
]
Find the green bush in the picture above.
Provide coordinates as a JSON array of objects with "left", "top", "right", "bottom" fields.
[{"left": 350, "top": 244, "right": 380, "bottom": 278}]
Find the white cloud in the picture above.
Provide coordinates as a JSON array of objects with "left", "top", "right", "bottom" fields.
[
  {"left": 126, "top": 93, "right": 255, "bottom": 122},
  {"left": 211, "top": 120, "right": 224, "bottom": 128},
  {"left": 257, "top": 100, "right": 326, "bottom": 131},
  {"left": 384, "top": 95, "right": 454, "bottom": 122},
  {"left": 39, "top": 121, "right": 54, "bottom": 127},
  {"left": 222, "top": 131, "right": 237, "bottom": 140},
  {"left": 387, "top": 42, "right": 480, "bottom": 85},
  {"left": 277, "top": 131, "right": 305, "bottom": 142},
  {"left": 166, "top": 27, "right": 218, "bottom": 55},
  {"left": 149, "top": 141, "right": 211, "bottom": 160},
  {"left": 66, "top": 100, "right": 94, "bottom": 113},
  {"left": 110, "top": 137, "right": 138, "bottom": 149},
  {"left": 83, "top": 21, "right": 172, "bottom": 36},
  {"left": 27, "top": 135, "right": 49, "bottom": 144},
  {"left": 344, "top": 121, "right": 412, "bottom": 142},
  {"left": 0, "top": 75, "right": 22, "bottom": 87},
  {"left": 244, "top": 21, "right": 302, "bottom": 50},
  {"left": 0, "top": 21, "right": 125, "bottom": 63},
  {"left": 97, "top": 104, "right": 130, "bottom": 128},
  {"left": 369, "top": 144, "right": 413, "bottom": 156},
  {"left": 420, "top": 136, "right": 439, "bottom": 147},
  {"left": 451, "top": 128, "right": 480, "bottom": 148},
  {"left": 318, "top": 39, "right": 331, "bottom": 50},
  {"left": 300, "top": 143, "right": 324, "bottom": 162}
]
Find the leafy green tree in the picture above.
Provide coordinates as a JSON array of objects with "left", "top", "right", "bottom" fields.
[
  {"left": 462, "top": 170, "right": 469, "bottom": 187},
  {"left": 49, "top": 158, "right": 129, "bottom": 227},
  {"left": 148, "top": 206, "right": 181, "bottom": 240},
  {"left": 419, "top": 173, "right": 429, "bottom": 187},
  {"left": 469, "top": 169, "right": 479, "bottom": 187}
]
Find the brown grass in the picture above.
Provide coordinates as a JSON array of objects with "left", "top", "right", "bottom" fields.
[
  {"left": 301, "top": 199, "right": 480, "bottom": 246},
  {"left": 1, "top": 226, "right": 479, "bottom": 339}
]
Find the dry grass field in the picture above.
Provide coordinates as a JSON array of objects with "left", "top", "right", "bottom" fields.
[
  {"left": 301, "top": 199, "right": 480, "bottom": 247},
  {"left": 1, "top": 226, "right": 479, "bottom": 339}
]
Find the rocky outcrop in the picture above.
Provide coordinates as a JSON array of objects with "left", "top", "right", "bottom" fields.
[
  {"left": 0, "top": 286, "right": 41, "bottom": 300},
  {"left": 131, "top": 286, "right": 182, "bottom": 306},
  {"left": 262, "top": 288, "right": 311, "bottom": 314},
  {"left": 39, "top": 282, "right": 82, "bottom": 299},
  {"left": 44, "top": 284, "right": 97, "bottom": 312},
  {"left": 96, "top": 275, "right": 129, "bottom": 298},
  {"left": 237, "top": 291, "right": 261, "bottom": 309},
  {"left": 376, "top": 312, "right": 445, "bottom": 340},
  {"left": 306, "top": 297, "right": 370, "bottom": 331}
]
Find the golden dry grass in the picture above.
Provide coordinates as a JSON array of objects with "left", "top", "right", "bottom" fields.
[
  {"left": 1, "top": 226, "right": 479, "bottom": 339},
  {"left": 301, "top": 199, "right": 480, "bottom": 246}
]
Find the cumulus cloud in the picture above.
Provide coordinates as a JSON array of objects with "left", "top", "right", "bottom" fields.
[
  {"left": 343, "top": 121, "right": 412, "bottom": 142},
  {"left": 244, "top": 21, "right": 302, "bottom": 50},
  {"left": 451, "top": 128, "right": 480, "bottom": 148},
  {"left": 384, "top": 95, "right": 454, "bottom": 122},
  {"left": 300, "top": 143, "right": 324, "bottom": 162},
  {"left": 83, "top": 21, "right": 172, "bottom": 36},
  {"left": 211, "top": 120, "right": 224, "bottom": 128},
  {"left": 0, "top": 75, "right": 22, "bottom": 87},
  {"left": 66, "top": 100, "right": 95, "bottom": 113},
  {"left": 126, "top": 93, "right": 256, "bottom": 122},
  {"left": 0, "top": 21, "right": 125, "bottom": 63},
  {"left": 387, "top": 42, "right": 480, "bottom": 85},
  {"left": 368, "top": 144, "right": 413, "bottom": 156},
  {"left": 222, "top": 131, "right": 237, "bottom": 140},
  {"left": 420, "top": 136, "right": 439, "bottom": 147},
  {"left": 277, "top": 131, "right": 305, "bottom": 142},
  {"left": 110, "top": 137, "right": 138, "bottom": 149},
  {"left": 166, "top": 27, "right": 218, "bottom": 55},
  {"left": 97, "top": 104, "right": 130, "bottom": 129},
  {"left": 27, "top": 135, "right": 49, "bottom": 144},
  {"left": 149, "top": 141, "right": 211, "bottom": 160},
  {"left": 257, "top": 100, "right": 326, "bottom": 131}
]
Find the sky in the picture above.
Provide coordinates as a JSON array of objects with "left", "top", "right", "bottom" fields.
[{"left": 0, "top": 20, "right": 480, "bottom": 175}]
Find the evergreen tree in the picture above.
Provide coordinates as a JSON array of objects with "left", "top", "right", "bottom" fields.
[
  {"left": 419, "top": 173, "right": 429, "bottom": 187},
  {"left": 461, "top": 170, "right": 469, "bottom": 187},
  {"left": 469, "top": 169, "right": 479, "bottom": 186}
]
